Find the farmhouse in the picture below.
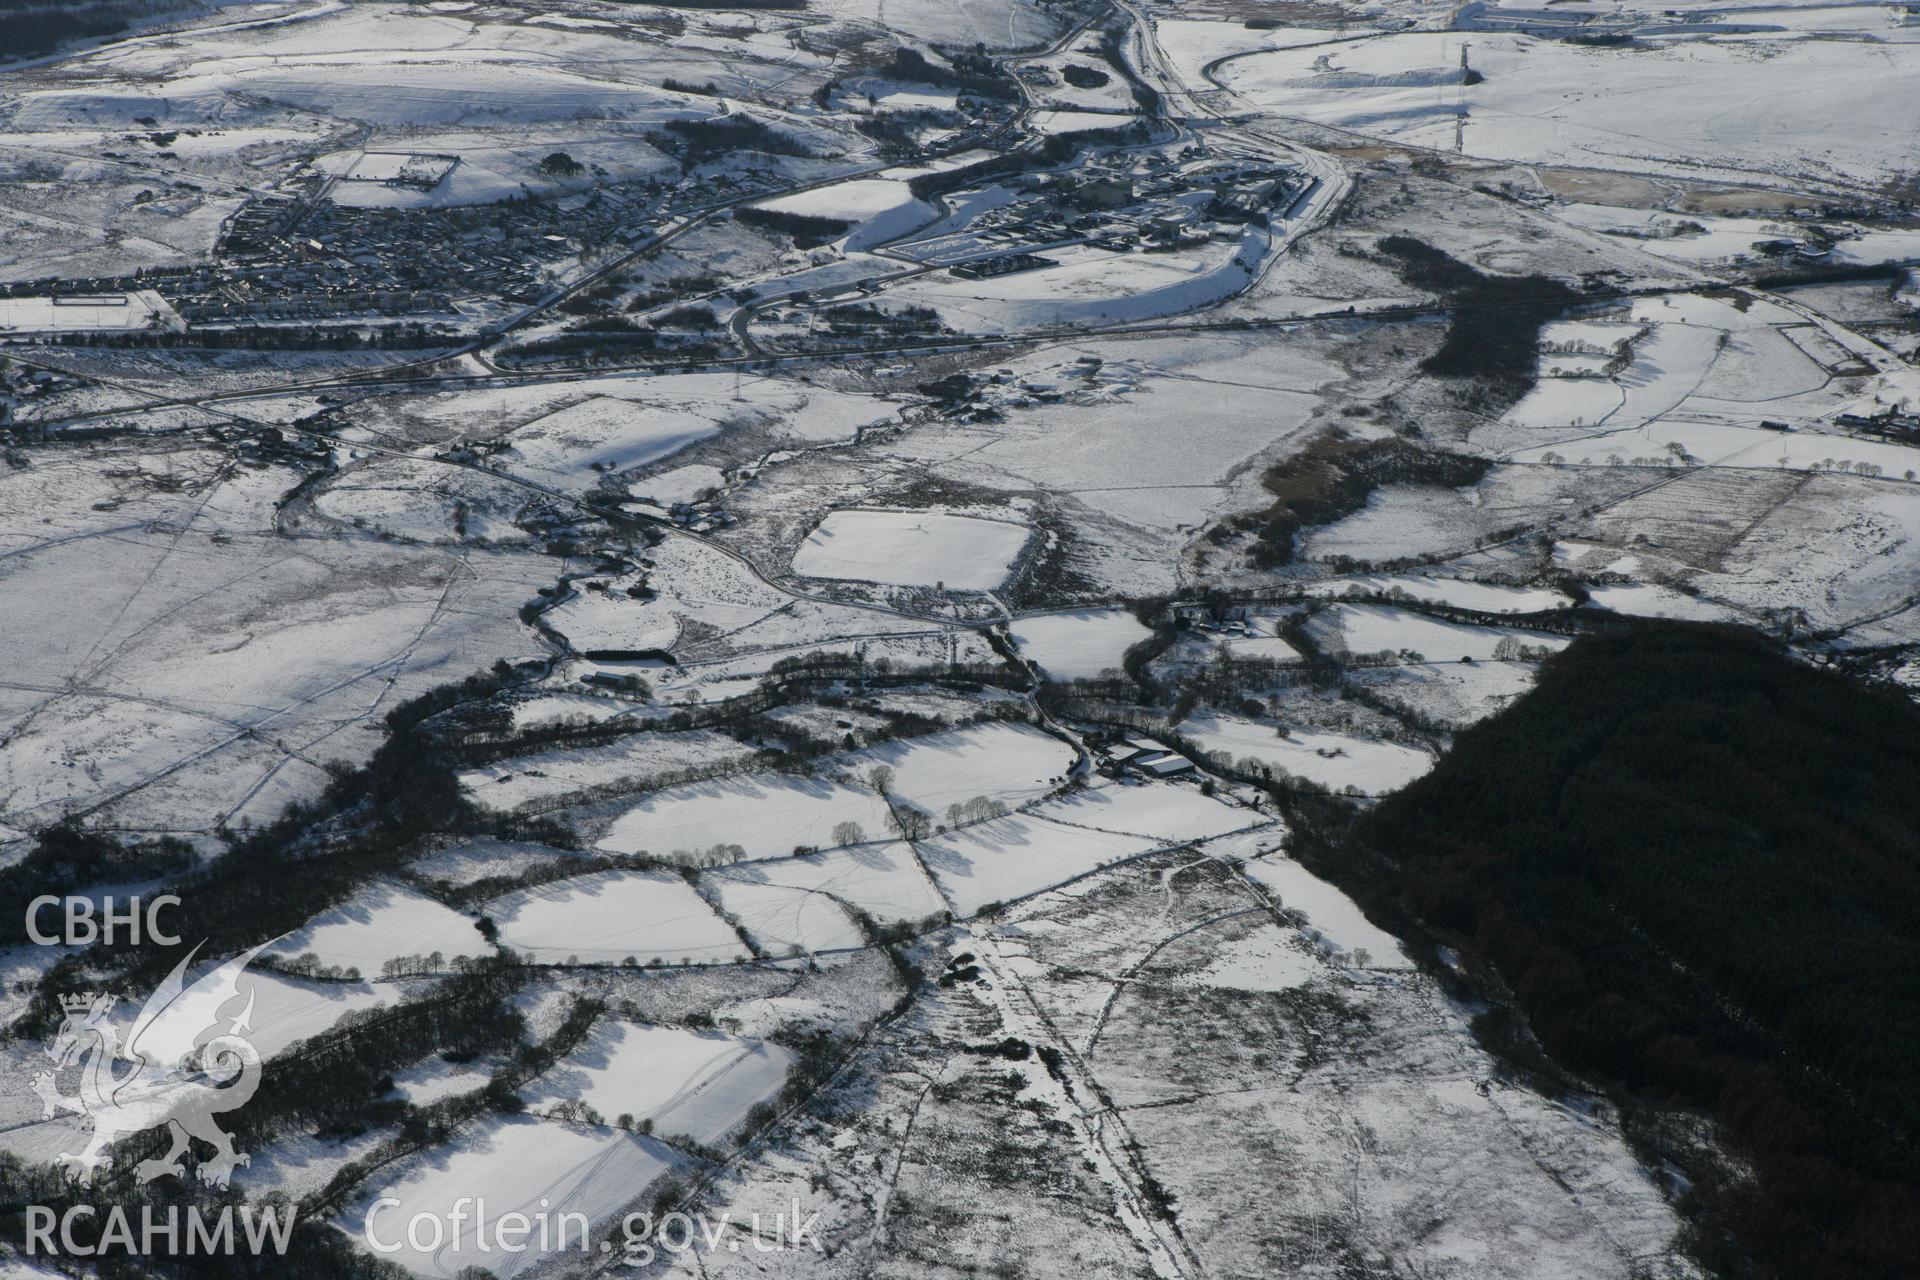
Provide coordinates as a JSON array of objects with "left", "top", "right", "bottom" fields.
[{"left": 1135, "top": 752, "right": 1195, "bottom": 778}]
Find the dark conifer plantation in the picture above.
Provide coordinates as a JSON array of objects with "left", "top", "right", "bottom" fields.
[{"left": 1363, "top": 624, "right": 1920, "bottom": 1279}]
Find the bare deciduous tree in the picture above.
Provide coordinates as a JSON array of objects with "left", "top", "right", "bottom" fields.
[{"left": 887, "top": 804, "right": 932, "bottom": 841}]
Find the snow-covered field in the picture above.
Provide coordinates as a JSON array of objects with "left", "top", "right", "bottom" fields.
[
  {"left": 791, "top": 509, "right": 1031, "bottom": 591},
  {"left": 0, "top": 446, "right": 559, "bottom": 834},
  {"left": 524, "top": 1021, "right": 793, "bottom": 1145},
  {"left": 121, "top": 967, "right": 402, "bottom": 1062},
  {"left": 1554, "top": 202, "right": 1920, "bottom": 270},
  {"left": 1180, "top": 710, "right": 1435, "bottom": 797},
  {"left": 351, "top": 1116, "right": 676, "bottom": 1278},
  {"left": 597, "top": 776, "right": 892, "bottom": 862},
  {"left": 850, "top": 722, "right": 1077, "bottom": 815},
  {"left": 1585, "top": 582, "right": 1745, "bottom": 622},
  {"left": 705, "top": 876, "right": 867, "bottom": 954},
  {"left": 10, "top": 5, "right": 720, "bottom": 133},
  {"left": 1007, "top": 607, "right": 1153, "bottom": 679},
  {"left": 498, "top": 397, "right": 721, "bottom": 494},
  {"left": 1495, "top": 292, "right": 1920, "bottom": 475},
  {"left": 753, "top": 179, "right": 937, "bottom": 252},
  {"left": 891, "top": 230, "right": 1273, "bottom": 331},
  {"left": 1177, "top": 920, "right": 1322, "bottom": 993},
  {"left": 0, "top": 290, "right": 178, "bottom": 334},
  {"left": 269, "top": 882, "right": 489, "bottom": 974},
  {"left": 1512, "top": 416, "right": 1920, "bottom": 479},
  {"left": 919, "top": 814, "right": 1157, "bottom": 914},
  {"left": 460, "top": 731, "right": 757, "bottom": 814},
  {"left": 1241, "top": 854, "right": 1413, "bottom": 969},
  {"left": 1305, "top": 575, "right": 1570, "bottom": 614},
  {"left": 1219, "top": 31, "right": 1920, "bottom": 188},
  {"left": 1026, "top": 779, "right": 1264, "bottom": 841},
  {"left": 1308, "top": 603, "right": 1570, "bottom": 664},
  {"left": 487, "top": 869, "right": 749, "bottom": 965},
  {"left": 715, "top": 842, "right": 949, "bottom": 926}
]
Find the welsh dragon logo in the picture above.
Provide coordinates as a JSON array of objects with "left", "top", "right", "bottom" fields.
[{"left": 33, "top": 941, "right": 273, "bottom": 1189}]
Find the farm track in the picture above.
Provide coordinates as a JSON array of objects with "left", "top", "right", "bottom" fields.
[
  {"left": 973, "top": 930, "right": 1205, "bottom": 1279},
  {"left": 1081, "top": 900, "right": 1264, "bottom": 1058}
]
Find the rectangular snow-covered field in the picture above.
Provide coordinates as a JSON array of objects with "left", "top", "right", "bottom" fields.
[
  {"left": 850, "top": 721, "right": 1077, "bottom": 816},
  {"left": 1026, "top": 779, "right": 1263, "bottom": 842},
  {"left": 791, "top": 509, "right": 1030, "bottom": 590},
  {"left": 1180, "top": 711, "right": 1435, "bottom": 797},
  {"left": 1308, "top": 604, "right": 1569, "bottom": 664},
  {"left": 522, "top": 1022, "right": 793, "bottom": 1146},
  {"left": 1007, "top": 607, "right": 1153, "bottom": 680},
  {"left": 704, "top": 877, "right": 867, "bottom": 955},
  {"left": 268, "top": 881, "right": 490, "bottom": 974},
  {"left": 715, "top": 843, "right": 948, "bottom": 926},
  {"left": 596, "top": 776, "right": 893, "bottom": 862},
  {"left": 486, "top": 869, "right": 748, "bottom": 965},
  {"left": 918, "top": 814, "right": 1156, "bottom": 915},
  {"left": 0, "top": 290, "right": 175, "bottom": 334}
]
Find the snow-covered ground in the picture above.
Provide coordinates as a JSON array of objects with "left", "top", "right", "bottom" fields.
[
  {"left": 890, "top": 230, "right": 1274, "bottom": 331},
  {"left": 0, "top": 290, "right": 179, "bottom": 334},
  {"left": 1494, "top": 292, "right": 1920, "bottom": 479},
  {"left": 460, "top": 732, "right": 758, "bottom": 814},
  {"left": 350, "top": 1116, "right": 676, "bottom": 1278},
  {"left": 269, "top": 882, "right": 490, "bottom": 974},
  {"left": 0, "top": 0, "right": 1891, "bottom": 1269},
  {"left": 523, "top": 1021, "right": 794, "bottom": 1145},
  {"left": 1218, "top": 30, "right": 1920, "bottom": 189},
  {"left": 1007, "top": 607, "right": 1153, "bottom": 679},
  {"left": 1180, "top": 710, "right": 1436, "bottom": 797},
  {"left": 597, "top": 775, "right": 892, "bottom": 862},
  {"left": 791, "top": 509, "right": 1032, "bottom": 591},
  {"left": 497, "top": 397, "right": 721, "bottom": 495},
  {"left": 123, "top": 967, "right": 403, "bottom": 1062},
  {"left": 1308, "top": 603, "right": 1570, "bottom": 664},
  {"left": 714, "top": 842, "right": 948, "bottom": 926},
  {"left": 705, "top": 876, "right": 867, "bottom": 954},
  {"left": 0, "top": 444, "right": 560, "bottom": 833},
  {"left": 1241, "top": 853, "right": 1413, "bottom": 969},
  {"left": 487, "top": 869, "right": 749, "bottom": 966},
  {"left": 1585, "top": 582, "right": 1747, "bottom": 621},
  {"left": 1305, "top": 574, "right": 1570, "bottom": 614},
  {"left": 1176, "top": 920, "right": 1323, "bottom": 992},
  {"left": 919, "top": 814, "right": 1157, "bottom": 914},
  {"left": 1026, "top": 778, "right": 1264, "bottom": 841},
  {"left": 753, "top": 179, "right": 938, "bottom": 252},
  {"left": 849, "top": 722, "right": 1078, "bottom": 816},
  {"left": 1553, "top": 202, "right": 1920, "bottom": 270}
]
